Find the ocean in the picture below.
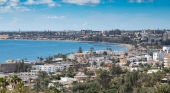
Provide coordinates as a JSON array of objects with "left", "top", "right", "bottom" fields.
[{"left": 0, "top": 40, "right": 127, "bottom": 63}]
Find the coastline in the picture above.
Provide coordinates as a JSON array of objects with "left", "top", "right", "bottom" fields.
[
  {"left": 120, "top": 44, "right": 134, "bottom": 51},
  {"left": 0, "top": 38, "right": 130, "bottom": 50},
  {"left": 0, "top": 39, "right": 95, "bottom": 43},
  {"left": 1, "top": 39, "right": 129, "bottom": 45},
  {"left": 0, "top": 39, "right": 128, "bottom": 63}
]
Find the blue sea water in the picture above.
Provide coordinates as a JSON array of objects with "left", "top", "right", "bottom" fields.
[{"left": 0, "top": 40, "right": 127, "bottom": 63}]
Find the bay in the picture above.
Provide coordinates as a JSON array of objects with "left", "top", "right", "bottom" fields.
[{"left": 0, "top": 40, "right": 127, "bottom": 63}]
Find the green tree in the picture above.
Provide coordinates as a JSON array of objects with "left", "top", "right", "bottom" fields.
[
  {"left": 45, "top": 56, "right": 53, "bottom": 63},
  {"left": 0, "top": 78, "right": 9, "bottom": 93},
  {"left": 35, "top": 71, "right": 50, "bottom": 92},
  {"left": 96, "top": 69, "right": 111, "bottom": 89},
  {"left": 66, "top": 68, "right": 76, "bottom": 78},
  {"left": 153, "top": 84, "right": 170, "bottom": 93},
  {"left": 110, "top": 63, "right": 122, "bottom": 76},
  {"left": 90, "top": 47, "right": 94, "bottom": 61},
  {"left": 103, "top": 51, "right": 107, "bottom": 62},
  {"left": 11, "top": 74, "right": 22, "bottom": 86},
  {"left": 72, "top": 81, "right": 101, "bottom": 92},
  {"left": 103, "top": 51, "right": 107, "bottom": 56},
  {"left": 92, "top": 61, "right": 97, "bottom": 67},
  {"left": 100, "top": 62, "right": 105, "bottom": 68}
]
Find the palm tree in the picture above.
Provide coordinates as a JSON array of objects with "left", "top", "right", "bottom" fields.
[
  {"left": 90, "top": 47, "right": 94, "bottom": 61},
  {"left": 78, "top": 47, "right": 83, "bottom": 53},
  {"left": 90, "top": 47, "right": 94, "bottom": 53},
  {"left": 39, "top": 57, "right": 44, "bottom": 62},
  {"left": 103, "top": 51, "right": 107, "bottom": 62},
  {"left": 92, "top": 61, "right": 97, "bottom": 67},
  {"left": 13, "top": 81, "right": 24, "bottom": 92},
  {"left": 108, "top": 48, "right": 112, "bottom": 51},
  {"left": 0, "top": 77, "right": 9, "bottom": 93},
  {"left": 11, "top": 74, "right": 22, "bottom": 85},
  {"left": 103, "top": 51, "right": 107, "bottom": 57},
  {"left": 93, "top": 52, "right": 96, "bottom": 57}
]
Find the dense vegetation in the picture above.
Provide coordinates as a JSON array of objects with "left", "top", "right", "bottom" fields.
[
  {"left": 27, "top": 63, "right": 170, "bottom": 93},
  {"left": 71, "top": 64, "right": 170, "bottom": 93}
]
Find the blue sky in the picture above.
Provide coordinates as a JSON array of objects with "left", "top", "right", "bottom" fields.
[{"left": 0, "top": 0, "right": 170, "bottom": 31}]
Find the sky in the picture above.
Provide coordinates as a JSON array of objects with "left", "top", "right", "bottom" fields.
[{"left": 0, "top": 0, "right": 170, "bottom": 31}]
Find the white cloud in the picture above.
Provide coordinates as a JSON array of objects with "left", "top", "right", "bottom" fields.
[
  {"left": 9, "top": 18, "right": 18, "bottom": 24},
  {"left": 0, "top": 0, "right": 7, "bottom": 5},
  {"left": 0, "top": 6, "right": 12, "bottom": 13},
  {"left": 62, "top": 0, "right": 100, "bottom": 5},
  {"left": 128, "top": 0, "right": 154, "bottom": 3},
  {"left": 0, "top": 17, "right": 2, "bottom": 19},
  {"left": 82, "top": 22, "right": 89, "bottom": 27},
  {"left": 0, "top": 0, "right": 30, "bottom": 13},
  {"left": 9, "top": 0, "right": 19, "bottom": 7},
  {"left": 43, "top": 15, "right": 65, "bottom": 19},
  {"left": 136, "top": 0, "right": 142, "bottom": 3},
  {"left": 24, "top": 0, "right": 59, "bottom": 7}
]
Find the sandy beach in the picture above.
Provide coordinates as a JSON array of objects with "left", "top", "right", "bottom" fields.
[{"left": 121, "top": 44, "right": 134, "bottom": 51}]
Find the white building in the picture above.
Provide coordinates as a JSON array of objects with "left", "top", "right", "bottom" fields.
[
  {"left": 32, "top": 65, "right": 63, "bottom": 73},
  {"left": 153, "top": 51, "right": 166, "bottom": 61},
  {"left": 128, "top": 57, "right": 140, "bottom": 62},
  {"left": 32, "top": 63, "right": 74, "bottom": 73},
  {"left": 18, "top": 70, "right": 39, "bottom": 82},
  {"left": 68, "top": 52, "right": 90, "bottom": 60},
  {"left": 164, "top": 53, "right": 170, "bottom": 68},
  {"left": 145, "top": 54, "right": 152, "bottom": 61},
  {"left": 52, "top": 58, "right": 63, "bottom": 62},
  {"left": 163, "top": 46, "right": 170, "bottom": 53}
]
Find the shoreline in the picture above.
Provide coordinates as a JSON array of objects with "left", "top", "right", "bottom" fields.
[
  {"left": 120, "top": 44, "right": 134, "bottom": 51},
  {"left": 0, "top": 38, "right": 131, "bottom": 50},
  {"left": 0, "top": 39, "right": 130, "bottom": 63},
  {"left": 0, "top": 39, "right": 94, "bottom": 42},
  {"left": 1, "top": 39, "right": 132, "bottom": 50},
  {"left": 0, "top": 39, "right": 130, "bottom": 45}
]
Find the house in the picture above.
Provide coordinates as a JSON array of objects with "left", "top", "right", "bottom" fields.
[
  {"left": 164, "top": 53, "right": 170, "bottom": 68},
  {"left": 163, "top": 46, "right": 170, "bottom": 53},
  {"left": 32, "top": 63, "right": 74, "bottom": 73},
  {"left": 58, "top": 77, "right": 74, "bottom": 86},
  {"left": 145, "top": 54, "right": 152, "bottom": 61},
  {"left": 153, "top": 51, "right": 166, "bottom": 61},
  {"left": 77, "top": 57, "right": 88, "bottom": 64},
  {"left": 32, "top": 65, "right": 64, "bottom": 73},
  {"left": 68, "top": 52, "right": 90, "bottom": 60},
  {"left": 0, "top": 34, "right": 9, "bottom": 39},
  {"left": 52, "top": 58, "right": 63, "bottom": 62},
  {"left": 18, "top": 70, "right": 39, "bottom": 82},
  {"left": 74, "top": 73, "right": 96, "bottom": 82},
  {"left": 0, "top": 63, "right": 16, "bottom": 73},
  {"left": 119, "top": 56, "right": 127, "bottom": 64},
  {"left": 49, "top": 77, "right": 74, "bottom": 88}
]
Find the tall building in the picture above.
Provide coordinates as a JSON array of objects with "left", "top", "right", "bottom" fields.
[
  {"left": 148, "top": 34, "right": 154, "bottom": 43},
  {"left": 153, "top": 51, "right": 166, "bottom": 61},
  {"left": 164, "top": 53, "right": 170, "bottom": 68},
  {"left": 163, "top": 31, "right": 168, "bottom": 41},
  {"left": 81, "top": 30, "right": 92, "bottom": 35}
]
